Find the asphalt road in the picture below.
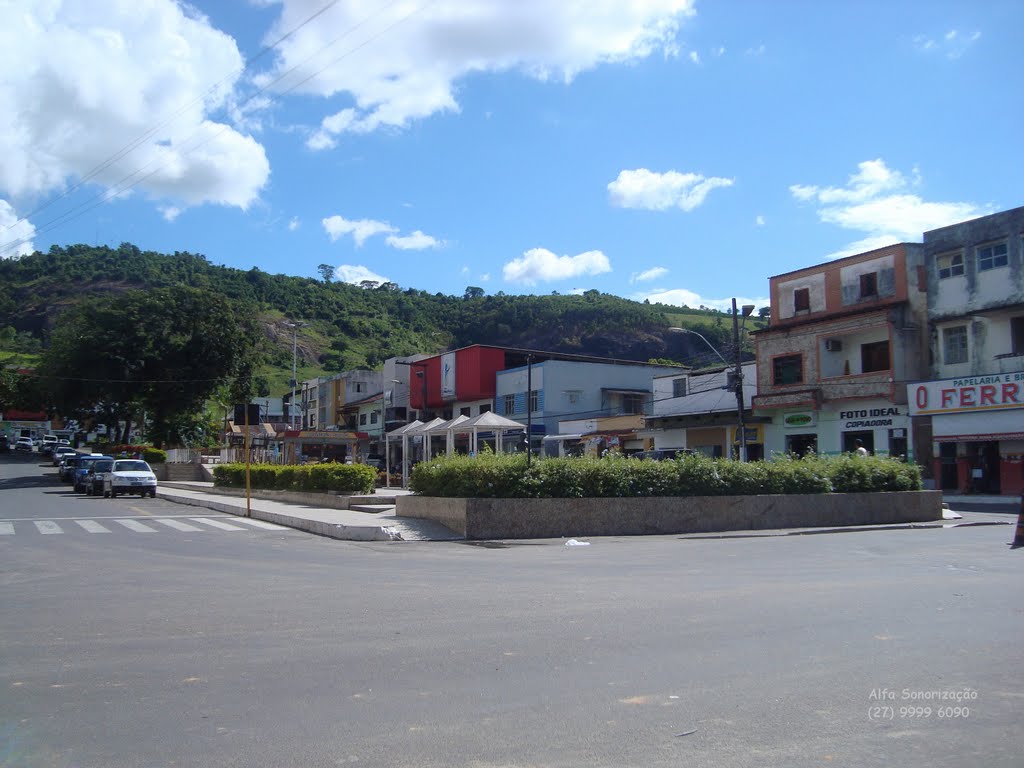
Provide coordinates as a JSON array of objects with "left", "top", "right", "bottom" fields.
[{"left": 1, "top": 453, "right": 1021, "bottom": 768}]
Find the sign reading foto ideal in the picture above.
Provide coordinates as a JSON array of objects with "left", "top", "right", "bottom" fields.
[{"left": 908, "top": 370, "right": 1024, "bottom": 416}]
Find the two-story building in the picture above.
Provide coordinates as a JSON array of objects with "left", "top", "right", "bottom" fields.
[
  {"left": 495, "top": 357, "right": 682, "bottom": 456},
  {"left": 752, "top": 243, "right": 929, "bottom": 459},
  {"left": 907, "top": 206, "right": 1024, "bottom": 496},
  {"left": 644, "top": 363, "right": 761, "bottom": 459}
]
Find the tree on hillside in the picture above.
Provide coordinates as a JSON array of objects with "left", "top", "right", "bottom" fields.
[
  {"left": 317, "top": 264, "right": 334, "bottom": 283},
  {"left": 40, "top": 286, "right": 264, "bottom": 446}
]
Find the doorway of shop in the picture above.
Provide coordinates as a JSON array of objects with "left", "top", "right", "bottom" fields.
[
  {"left": 785, "top": 433, "right": 818, "bottom": 457},
  {"left": 842, "top": 431, "right": 874, "bottom": 454},
  {"left": 968, "top": 441, "right": 1001, "bottom": 494}
]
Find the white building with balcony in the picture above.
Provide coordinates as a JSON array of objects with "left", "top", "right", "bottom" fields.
[{"left": 908, "top": 205, "right": 1024, "bottom": 496}]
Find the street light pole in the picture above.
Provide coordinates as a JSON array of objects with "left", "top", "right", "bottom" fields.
[
  {"left": 668, "top": 327, "right": 728, "bottom": 364},
  {"left": 284, "top": 321, "right": 305, "bottom": 432}
]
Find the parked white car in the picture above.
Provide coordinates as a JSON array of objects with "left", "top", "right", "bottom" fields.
[
  {"left": 15, "top": 437, "right": 34, "bottom": 452},
  {"left": 104, "top": 459, "right": 158, "bottom": 498}
]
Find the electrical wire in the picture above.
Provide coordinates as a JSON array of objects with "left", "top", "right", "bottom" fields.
[{"left": 0, "top": 0, "right": 425, "bottom": 257}]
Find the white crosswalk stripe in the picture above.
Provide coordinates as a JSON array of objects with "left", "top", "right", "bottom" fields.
[
  {"left": 154, "top": 518, "right": 204, "bottom": 532},
  {"left": 76, "top": 520, "right": 111, "bottom": 533},
  {"left": 114, "top": 519, "right": 157, "bottom": 533},
  {"left": 190, "top": 517, "right": 245, "bottom": 531},
  {"left": 231, "top": 518, "right": 289, "bottom": 530},
  {"left": 0, "top": 517, "right": 290, "bottom": 536}
]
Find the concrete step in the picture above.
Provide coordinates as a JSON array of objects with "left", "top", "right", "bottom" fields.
[
  {"left": 350, "top": 495, "right": 398, "bottom": 505},
  {"left": 349, "top": 504, "right": 396, "bottom": 514}
]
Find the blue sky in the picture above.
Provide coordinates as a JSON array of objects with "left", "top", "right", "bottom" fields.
[{"left": 1, "top": 0, "right": 1021, "bottom": 311}]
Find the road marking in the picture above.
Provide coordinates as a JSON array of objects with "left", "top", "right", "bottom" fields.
[
  {"left": 34, "top": 521, "right": 63, "bottom": 535},
  {"left": 0, "top": 522, "right": 14, "bottom": 535},
  {"left": 114, "top": 519, "right": 157, "bottom": 533},
  {"left": 231, "top": 518, "right": 288, "bottom": 530},
  {"left": 76, "top": 520, "right": 111, "bottom": 534},
  {"left": 191, "top": 518, "right": 245, "bottom": 531},
  {"left": 154, "top": 518, "right": 204, "bottom": 532}
]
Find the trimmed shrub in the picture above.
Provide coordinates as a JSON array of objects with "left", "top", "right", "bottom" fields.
[
  {"left": 409, "top": 452, "right": 922, "bottom": 498},
  {"left": 142, "top": 448, "right": 167, "bottom": 464},
  {"left": 212, "top": 462, "right": 376, "bottom": 495}
]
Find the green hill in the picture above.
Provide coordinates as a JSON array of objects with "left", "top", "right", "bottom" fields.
[{"left": 0, "top": 243, "right": 765, "bottom": 396}]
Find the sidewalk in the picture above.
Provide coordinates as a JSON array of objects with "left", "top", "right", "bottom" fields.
[
  {"left": 157, "top": 482, "right": 462, "bottom": 542},
  {"left": 157, "top": 482, "right": 1017, "bottom": 543}
]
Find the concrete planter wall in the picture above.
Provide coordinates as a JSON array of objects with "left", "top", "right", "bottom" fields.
[{"left": 396, "top": 491, "right": 943, "bottom": 540}]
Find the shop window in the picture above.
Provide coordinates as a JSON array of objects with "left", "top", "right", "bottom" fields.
[
  {"left": 503, "top": 394, "right": 515, "bottom": 415},
  {"left": 861, "top": 340, "right": 890, "bottom": 373},
  {"left": 937, "top": 252, "right": 964, "bottom": 279},
  {"left": 772, "top": 354, "right": 803, "bottom": 385},
  {"left": 672, "top": 378, "right": 688, "bottom": 398},
  {"left": 977, "top": 242, "right": 1008, "bottom": 272},
  {"left": 859, "top": 272, "right": 878, "bottom": 298},
  {"left": 1012, "top": 316, "right": 1024, "bottom": 356},
  {"left": 943, "top": 326, "right": 968, "bottom": 365},
  {"left": 793, "top": 287, "right": 810, "bottom": 312},
  {"left": 529, "top": 389, "right": 539, "bottom": 413}
]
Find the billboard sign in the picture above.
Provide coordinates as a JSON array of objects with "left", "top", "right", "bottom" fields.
[{"left": 908, "top": 370, "right": 1024, "bottom": 416}]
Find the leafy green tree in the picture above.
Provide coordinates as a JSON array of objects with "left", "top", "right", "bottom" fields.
[
  {"left": 317, "top": 264, "right": 334, "bottom": 283},
  {"left": 40, "top": 286, "right": 264, "bottom": 447}
]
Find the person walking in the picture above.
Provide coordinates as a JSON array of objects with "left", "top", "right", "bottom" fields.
[{"left": 853, "top": 439, "right": 869, "bottom": 457}]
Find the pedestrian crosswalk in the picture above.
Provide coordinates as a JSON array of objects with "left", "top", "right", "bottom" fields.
[{"left": 0, "top": 516, "right": 289, "bottom": 536}]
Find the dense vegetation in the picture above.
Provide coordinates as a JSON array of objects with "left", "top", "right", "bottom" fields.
[{"left": 409, "top": 452, "right": 923, "bottom": 498}]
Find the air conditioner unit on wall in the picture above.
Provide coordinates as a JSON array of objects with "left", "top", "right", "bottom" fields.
[{"left": 824, "top": 339, "right": 843, "bottom": 352}]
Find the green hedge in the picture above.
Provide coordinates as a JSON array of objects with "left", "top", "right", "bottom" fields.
[
  {"left": 106, "top": 444, "right": 166, "bottom": 463},
  {"left": 212, "top": 462, "right": 377, "bottom": 494},
  {"left": 409, "top": 452, "right": 922, "bottom": 498}
]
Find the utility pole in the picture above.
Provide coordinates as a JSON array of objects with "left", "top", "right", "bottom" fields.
[
  {"left": 526, "top": 354, "right": 533, "bottom": 467},
  {"left": 731, "top": 299, "right": 755, "bottom": 462}
]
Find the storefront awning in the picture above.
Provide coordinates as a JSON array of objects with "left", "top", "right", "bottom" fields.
[{"left": 542, "top": 433, "right": 583, "bottom": 442}]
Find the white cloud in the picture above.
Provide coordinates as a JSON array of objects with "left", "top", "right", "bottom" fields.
[
  {"left": 790, "top": 159, "right": 987, "bottom": 258},
  {"left": 755, "top": 215, "right": 765, "bottom": 226},
  {"left": 631, "top": 267, "right": 669, "bottom": 284},
  {"left": 644, "top": 288, "right": 770, "bottom": 313},
  {"left": 746, "top": 44, "right": 766, "bottom": 55},
  {"left": 288, "top": 216, "right": 300, "bottom": 231},
  {"left": 480, "top": 273, "right": 491, "bottom": 282},
  {"left": 334, "top": 264, "right": 391, "bottom": 285},
  {"left": 260, "top": 1, "right": 695, "bottom": 146},
  {"left": 0, "top": 0, "right": 269, "bottom": 215},
  {"left": 688, "top": 51, "right": 700, "bottom": 64},
  {"left": 323, "top": 214, "right": 442, "bottom": 250},
  {"left": 159, "top": 205, "right": 182, "bottom": 222},
  {"left": 385, "top": 230, "right": 442, "bottom": 250},
  {"left": 914, "top": 29, "right": 981, "bottom": 59},
  {"left": 322, "top": 215, "right": 396, "bottom": 246},
  {"left": 0, "top": 200, "right": 36, "bottom": 258},
  {"left": 608, "top": 169, "right": 734, "bottom": 211},
  {"left": 502, "top": 247, "right": 611, "bottom": 286}
]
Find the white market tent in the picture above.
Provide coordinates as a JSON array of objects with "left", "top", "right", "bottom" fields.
[
  {"left": 426, "top": 414, "right": 471, "bottom": 455},
  {"left": 404, "top": 417, "right": 447, "bottom": 462},
  {"left": 456, "top": 411, "right": 527, "bottom": 455},
  {"left": 385, "top": 419, "right": 421, "bottom": 488}
]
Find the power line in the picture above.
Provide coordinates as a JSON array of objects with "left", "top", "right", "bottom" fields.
[{"left": 0, "top": 0, "right": 424, "bottom": 257}]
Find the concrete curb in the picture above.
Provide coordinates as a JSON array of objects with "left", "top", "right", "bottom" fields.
[{"left": 157, "top": 489, "right": 404, "bottom": 542}]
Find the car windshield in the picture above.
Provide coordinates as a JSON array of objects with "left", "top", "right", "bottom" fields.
[
  {"left": 113, "top": 460, "right": 151, "bottom": 472},
  {"left": 93, "top": 460, "right": 114, "bottom": 472}
]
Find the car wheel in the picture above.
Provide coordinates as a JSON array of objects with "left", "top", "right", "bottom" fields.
[
  {"left": 110, "top": 489, "right": 117, "bottom": 498},
  {"left": 150, "top": 489, "right": 157, "bottom": 498},
  {"left": 103, "top": 490, "right": 109, "bottom": 498}
]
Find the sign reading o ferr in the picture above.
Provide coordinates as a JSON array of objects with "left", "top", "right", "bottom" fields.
[{"left": 908, "top": 371, "right": 1024, "bottom": 416}]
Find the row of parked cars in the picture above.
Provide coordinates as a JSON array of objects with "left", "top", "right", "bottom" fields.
[{"left": 56, "top": 450, "right": 159, "bottom": 498}]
